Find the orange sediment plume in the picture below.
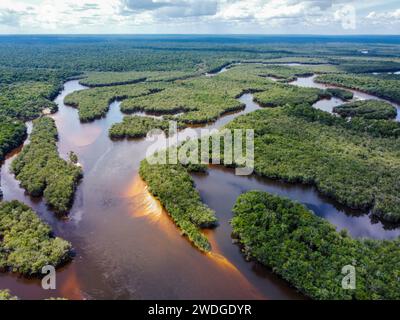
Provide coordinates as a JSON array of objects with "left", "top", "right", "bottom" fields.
[
  {"left": 125, "top": 175, "right": 265, "bottom": 299},
  {"left": 59, "top": 265, "right": 84, "bottom": 300},
  {"left": 51, "top": 113, "right": 102, "bottom": 147},
  {"left": 205, "top": 230, "right": 265, "bottom": 299},
  {"left": 124, "top": 174, "right": 164, "bottom": 223}
]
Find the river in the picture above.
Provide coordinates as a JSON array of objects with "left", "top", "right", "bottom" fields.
[
  {"left": 290, "top": 74, "right": 400, "bottom": 120},
  {"left": 1, "top": 68, "right": 399, "bottom": 300}
]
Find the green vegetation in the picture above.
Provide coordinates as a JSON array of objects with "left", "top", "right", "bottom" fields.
[
  {"left": 121, "top": 85, "right": 245, "bottom": 125},
  {"left": 325, "top": 88, "right": 353, "bottom": 100},
  {"left": 79, "top": 62, "right": 342, "bottom": 131},
  {"left": 252, "top": 65, "right": 314, "bottom": 82},
  {"left": 289, "top": 103, "right": 400, "bottom": 138},
  {"left": 0, "top": 39, "right": 240, "bottom": 73},
  {"left": 0, "top": 66, "right": 77, "bottom": 121},
  {"left": 80, "top": 71, "right": 195, "bottom": 87},
  {"left": 114, "top": 65, "right": 273, "bottom": 125},
  {"left": 333, "top": 100, "right": 397, "bottom": 120},
  {"left": 1, "top": 36, "right": 400, "bottom": 299},
  {"left": 372, "top": 73, "right": 400, "bottom": 81},
  {"left": 0, "top": 67, "right": 78, "bottom": 85},
  {"left": 235, "top": 63, "right": 339, "bottom": 83},
  {"left": 316, "top": 74, "right": 400, "bottom": 103},
  {"left": 68, "top": 151, "right": 78, "bottom": 165},
  {"left": 65, "top": 62, "right": 397, "bottom": 131},
  {"left": 120, "top": 85, "right": 200, "bottom": 117},
  {"left": 2, "top": 36, "right": 400, "bottom": 74},
  {"left": 226, "top": 106, "right": 400, "bottom": 222},
  {"left": 64, "top": 83, "right": 162, "bottom": 122},
  {"left": 332, "top": 58, "right": 400, "bottom": 74},
  {"left": 253, "top": 84, "right": 323, "bottom": 107},
  {"left": 0, "top": 116, "right": 27, "bottom": 199},
  {"left": 11, "top": 117, "right": 82, "bottom": 214},
  {"left": 0, "top": 65, "right": 80, "bottom": 203},
  {"left": 109, "top": 116, "right": 177, "bottom": 139},
  {"left": 120, "top": 76, "right": 256, "bottom": 125},
  {"left": 140, "top": 158, "right": 217, "bottom": 252},
  {"left": 0, "top": 116, "right": 26, "bottom": 161},
  {"left": 232, "top": 191, "right": 400, "bottom": 300},
  {"left": 0, "top": 289, "right": 18, "bottom": 300},
  {"left": 258, "top": 57, "right": 331, "bottom": 64},
  {"left": 0, "top": 81, "right": 61, "bottom": 121},
  {"left": 0, "top": 201, "right": 71, "bottom": 275}
]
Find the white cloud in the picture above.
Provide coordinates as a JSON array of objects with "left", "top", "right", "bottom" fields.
[
  {"left": 0, "top": 0, "right": 122, "bottom": 30},
  {"left": 0, "top": 9, "right": 25, "bottom": 26},
  {"left": 366, "top": 8, "right": 400, "bottom": 24},
  {"left": 0, "top": 0, "right": 398, "bottom": 34},
  {"left": 216, "top": 0, "right": 335, "bottom": 27},
  {"left": 333, "top": 4, "right": 356, "bottom": 30},
  {"left": 120, "top": 0, "right": 219, "bottom": 19}
]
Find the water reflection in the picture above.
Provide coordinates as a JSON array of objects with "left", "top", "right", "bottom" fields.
[
  {"left": 290, "top": 74, "right": 400, "bottom": 120},
  {"left": 1, "top": 73, "right": 399, "bottom": 300},
  {"left": 0, "top": 80, "right": 302, "bottom": 300},
  {"left": 194, "top": 166, "right": 400, "bottom": 240}
]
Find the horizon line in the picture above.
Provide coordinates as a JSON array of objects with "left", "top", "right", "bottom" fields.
[{"left": 0, "top": 33, "right": 400, "bottom": 37}]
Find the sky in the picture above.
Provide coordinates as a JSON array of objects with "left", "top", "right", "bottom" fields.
[{"left": 0, "top": 0, "right": 399, "bottom": 35}]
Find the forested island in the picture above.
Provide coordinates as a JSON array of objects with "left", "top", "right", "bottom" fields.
[
  {"left": 140, "top": 159, "right": 217, "bottom": 252},
  {"left": 0, "top": 201, "right": 72, "bottom": 275},
  {"left": 316, "top": 74, "right": 400, "bottom": 103},
  {"left": 0, "top": 35, "right": 400, "bottom": 300},
  {"left": 11, "top": 117, "right": 82, "bottom": 214},
  {"left": 232, "top": 191, "right": 400, "bottom": 300},
  {"left": 333, "top": 100, "right": 397, "bottom": 120}
]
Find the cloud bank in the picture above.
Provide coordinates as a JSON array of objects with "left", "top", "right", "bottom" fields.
[{"left": 0, "top": 0, "right": 399, "bottom": 34}]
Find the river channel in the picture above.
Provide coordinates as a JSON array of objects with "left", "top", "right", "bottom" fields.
[{"left": 1, "top": 67, "right": 399, "bottom": 300}]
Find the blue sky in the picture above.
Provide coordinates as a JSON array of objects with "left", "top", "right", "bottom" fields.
[{"left": 0, "top": 0, "right": 399, "bottom": 34}]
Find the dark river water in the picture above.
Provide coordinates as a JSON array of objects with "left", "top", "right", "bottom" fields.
[
  {"left": 290, "top": 75, "right": 400, "bottom": 120},
  {"left": 0, "top": 71, "right": 399, "bottom": 300}
]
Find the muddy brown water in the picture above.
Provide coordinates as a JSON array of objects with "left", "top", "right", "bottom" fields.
[{"left": 1, "top": 73, "right": 399, "bottom": 300}]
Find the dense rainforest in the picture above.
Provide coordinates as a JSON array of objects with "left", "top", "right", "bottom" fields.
[
  {"left": 11, "top": 117, "right": 82, "bottom": 214},
  {"left": 1, "top": 35, "right": 400, "bottom": 299},
  {"left": 109, "top": 116, "right": 175, "bottom": 139},
  {"left": 287, "top": 103, "right": 400, "bottom": 138},
  {"left": 80, "top": 70, "right": 196, "bottom": 87},
  {"left": 137, "top": 101, "right": 400, "bottom": 257},
  {"left": 253, "top": 64, "right": 340, "bottom": 82},
  {"left": 69, "top": 63, "right": 358, "bottom": 138},
  {"left": 316, "top": 74, "right": 400, "bottom": 103},
  {"left": 0, "top": 116, "right": 27, "bottom": 199},
  {"left": 0, "top": 116, "right": 26, "bottom": 163},
  {"left": 225, "top": 106, "right": 400, "bottom": 223},
  {"left": 253, "top": 84, "right": 323, "bottom": 107},
  {"left": 64, "top": 82, "right": 161, "bottom": 122},
  {"left": 0, "top": 201, "right": 71, "bottom": 275},
  {"left": 333, "top": 100, "right": 397, "bottom": 120},
  {"left": 140, "top": 157, "right": 217, "bottom": 252},
  {"left": 139, "top": 115, "right": 400, "bottom": 255}
]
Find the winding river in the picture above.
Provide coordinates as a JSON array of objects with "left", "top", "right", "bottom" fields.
[
  {"left": 291, "top": 74, "right": 400, "bottom": 119},
  {"left": 1, "top": 67, "right": 399, "bottom": 300}
]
